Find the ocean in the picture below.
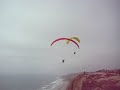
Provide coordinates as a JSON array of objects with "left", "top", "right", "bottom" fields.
[{"left": 0, "top": 74, "right": 57, "bottom": 90}]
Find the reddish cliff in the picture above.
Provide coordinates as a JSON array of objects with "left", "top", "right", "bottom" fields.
[{"left": 66, "top": 69, "right": 120, "bottom": 90}]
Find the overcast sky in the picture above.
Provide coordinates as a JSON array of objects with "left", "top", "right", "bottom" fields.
[{"left": 0, "top": 0, "right": 120, "bottom": 75}]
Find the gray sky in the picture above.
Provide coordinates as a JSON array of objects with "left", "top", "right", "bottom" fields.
[{"left": 0, "top": 0, "right": 120, "bottom": 75}]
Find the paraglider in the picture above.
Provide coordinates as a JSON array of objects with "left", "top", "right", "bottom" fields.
[{"left": 66, "top": 36, "right": 80, "bottom": 55}]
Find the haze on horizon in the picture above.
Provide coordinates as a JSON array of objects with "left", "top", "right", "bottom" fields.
[{"left": 0, "top": 0, "right": 119, "bottom": 76}]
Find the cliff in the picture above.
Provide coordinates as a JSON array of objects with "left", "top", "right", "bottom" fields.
[{"left": 66, "top": 69, "right": 120, "bottom": 90}]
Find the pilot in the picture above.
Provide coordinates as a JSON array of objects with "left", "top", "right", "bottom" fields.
[{"left": 62, "top": 60, "right": 65, "bottom": 63}]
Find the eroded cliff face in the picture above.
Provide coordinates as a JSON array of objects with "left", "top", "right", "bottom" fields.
[{"left": 66, "top": 69, "right": 120, "bottom": 90}]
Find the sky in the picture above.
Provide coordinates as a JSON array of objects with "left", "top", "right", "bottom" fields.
[{"left": 0, "top": 0, "right": 120, "bottom": 75}]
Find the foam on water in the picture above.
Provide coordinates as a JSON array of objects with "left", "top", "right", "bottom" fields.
[{"left": 39, "top": 77, "right": 69, "bottom": 90}]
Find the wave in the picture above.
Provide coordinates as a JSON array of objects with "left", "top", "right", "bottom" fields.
[{"left": 39, "top": 76, "right": 70, "bottom": 90}]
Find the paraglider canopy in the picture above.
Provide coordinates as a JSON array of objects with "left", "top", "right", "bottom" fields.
[
  {"left": 51, "top": 38, "right": 80, "bottom": 49},
  {"left": 66, "top": 36, "right": 80, "bottom": 44}
]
